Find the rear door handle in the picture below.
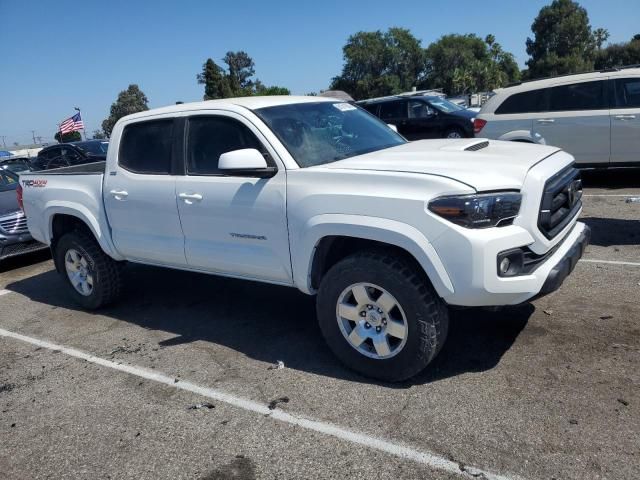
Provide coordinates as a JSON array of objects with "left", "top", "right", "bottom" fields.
[
  {"left": 178, "top": 192, "right": 203, "bottom": 204},
  {"left": 614, "top": 114, "right": 636, "bottom": 120},
  {"left": 537, "top": 118, "right": 555, "bottom": 124},
  {"left": 109, "top": 189, "right": 128, "bottom": 200}
]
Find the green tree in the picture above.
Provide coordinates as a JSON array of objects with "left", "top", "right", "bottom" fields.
[
  {"left": 330, "top": 28, "right": 426, "bottom": 99},
  {"left": 593, "top": 28, "right": 610, "bottom": 50},
  {"left": 424, "top": 34, "right": 520, "bottom": 95},
  {"left": 197, "top": 52, "right": 289, "bottom": 99},
  {"left": 92, "top": 130, "right": 106, "bottom": 140},
  {"left": 54, "top": 131, "right": 81, "bottom": 143},
  {"left": 197, "top": 58, "right": 232, "bottom": 100},
  {"left": 101, "top": 84, "right": 149, "bottom": 137},
  {"left": 595, "top": 35, "right": 640, "bottom": 69},
  {"left": 525, "top": 0, "right": 597, "bottom": 79}
]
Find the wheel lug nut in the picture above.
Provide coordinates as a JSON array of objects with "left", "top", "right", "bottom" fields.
[
  {"left": 367, "top": 305, "right": 373, "bottom": 310},
  {"left": 377, "top": 308, "right": 382, "bottom": 313},
  {"left": 382, "top": 319, "right": 387, "bottom": 324},
  {"left": 360, "top": 311, "right": 366, "bottom": 317},
  {"left": 376, "top": 326, "right": 381, "bottom": 333},
  {"left": 365, "top": 322, "right": 371, "bottom": 329}
]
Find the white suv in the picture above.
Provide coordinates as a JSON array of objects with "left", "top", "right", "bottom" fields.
[{"left": 474, "top": 67, "right": 640, "bottom": 168}]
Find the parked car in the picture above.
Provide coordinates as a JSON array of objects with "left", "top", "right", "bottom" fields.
[
  {"left": 0, "top": 169, "right": 46, "bottom": 260},
  {"left": 32, "top": 140, "right": 108, "bottom": 171},
  {"left": 474, "top": 67, "right": 640, "bottom": 168},
  {"left": 358, "top": 94, "right": 476, "bottom": 139},
  {"left": 0, "top": 156, "right": 33, "bottom": 173},
  {"left": 20, "top": 96, "right": 588, "bottom": 381}
]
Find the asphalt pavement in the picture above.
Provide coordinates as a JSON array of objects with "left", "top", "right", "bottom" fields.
[{"left": 0, "top": 169, "right": 638, "bottom": 480}]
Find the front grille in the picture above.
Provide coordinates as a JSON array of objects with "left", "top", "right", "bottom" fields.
[
  {"left": 538, "top": 166, "right": 582, "bottom": 239},
  {"left": 0, "top": 212, "right": 29, "bottom": 235}
]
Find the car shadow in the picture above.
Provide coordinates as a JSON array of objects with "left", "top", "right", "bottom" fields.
[
  {"left": 581, "top": 217, "right": 640, "bottom": 247},
  {"left": 0, "top": 249, "right": 51, "bottom": 274},
  {"left": 5, "top": 264, "right": 531, "bottom": 387},
  {"left": 581, "top": 168, "right": 640, "bottom": 190}
]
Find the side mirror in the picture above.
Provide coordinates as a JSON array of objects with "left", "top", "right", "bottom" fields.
[
  {"left": 387, "top": 124, "right": 398, "bottom": 133},
  {"left": 218, "top": 148, "right": 277, "bottom": 178}
]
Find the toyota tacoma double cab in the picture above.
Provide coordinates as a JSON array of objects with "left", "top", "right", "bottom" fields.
[{"left": 19, "top": 96, "right": 590, "bottom": 381}]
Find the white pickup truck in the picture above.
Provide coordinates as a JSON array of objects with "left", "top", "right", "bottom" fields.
[{"left": 19, "top": 96, "right": 590, "bottom": 381}]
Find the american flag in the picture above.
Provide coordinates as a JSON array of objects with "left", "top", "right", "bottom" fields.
[{"left": 59, "top": 112, "right": 84, "bottom": 134}]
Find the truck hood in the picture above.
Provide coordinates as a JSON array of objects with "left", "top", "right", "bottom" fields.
[{"left": 322, "top": 139, "right": 563, "bottom": 191}]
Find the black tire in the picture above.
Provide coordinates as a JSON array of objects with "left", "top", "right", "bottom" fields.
[
  {"left": 54, "top": 230, "right": 123, "bottom": 309},
  {"left": 443, "top": 126, "right": 465, "bottom": 139},
  {"left": 316, "top": 250, "right": 449, "bottom": 382}
]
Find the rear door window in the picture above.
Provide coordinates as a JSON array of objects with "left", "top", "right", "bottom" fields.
[
  {"left": 379, "top": 100, "right": 407, "bottom": 120},
  {"left": 495, "top": 89, "right": 546, "bottom": 114},
  {"left": 548, "top": 81, "right": 608, "bottom": 112},
  {"left": 614, "top": 78, "right": 640, "bottom": 108},
  {"left": 119, "top": 120, "right": 173, "bottom": 174}
]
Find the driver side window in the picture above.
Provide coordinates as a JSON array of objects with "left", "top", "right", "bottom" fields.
[
  {"left": 408, "top": 101, "right": 434, "bottom": 118},
  {"left": 186, "top": 116, "right": 268, "bottom": 175}
]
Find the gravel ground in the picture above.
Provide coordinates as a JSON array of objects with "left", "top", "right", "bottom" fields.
[{"left": 0, "top": 169, "right": 638, "bottom": 480}]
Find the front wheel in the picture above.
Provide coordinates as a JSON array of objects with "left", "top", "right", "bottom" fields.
[
  {"left": 316, "top": 251, "right": 448, "bottom": 382},
  {"left": 54, "top": 231, "right": 123, "bottom": 309}
]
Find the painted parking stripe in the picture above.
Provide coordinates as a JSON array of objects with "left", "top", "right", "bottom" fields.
[
  {"left": 0, "top": 289, "right": 11, "bottom": 296},
  {"left": 583, "top": 194, "right": 640, "bottom": 197},
  {"left": 0, "top": 327, "right": 520, "bottom": 480},
  {"left": 580, "top": 259, "right": 640, "bottom": 267}
]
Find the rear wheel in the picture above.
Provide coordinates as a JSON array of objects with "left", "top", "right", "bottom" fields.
[
  {"left": 444, "top": 127, "right": 465, "bottom": 139},
  {"left": 317, "top": 250, "right": 448, "bottom": 382},
  {"left": 55, "top": 231, "right": 122, "bottom": 309}
]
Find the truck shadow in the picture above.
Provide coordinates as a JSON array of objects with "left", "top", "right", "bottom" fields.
[
  {"left": 580, "top": 168, "right": 640, "bottom": 190},
  {"left": 580, "top": 217, "right": 640, "bottom": 247},
  {"left": 5, "top": 264, "right": 531, "bottom": 387}
]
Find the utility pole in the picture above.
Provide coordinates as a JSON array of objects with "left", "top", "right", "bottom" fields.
[
  {"left": 31, "top": 130, "right": 37, "bottom": 145},
  {"left": 1, "top": 136, "right": 6, "bottom": 149}
]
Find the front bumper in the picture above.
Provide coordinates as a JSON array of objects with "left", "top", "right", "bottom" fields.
[
  {"left": 432, "top": 221, "right": 589, "bottom": 306},
  {"left": 0, "top": 233, "right": 47, "bottom": 260},
  {"left": 535, "top": 224, "right": 590, "bottom": 299}
]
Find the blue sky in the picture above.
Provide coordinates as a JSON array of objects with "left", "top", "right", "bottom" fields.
[{"left": 1, "top": 0, "right": 638, "bottom": 146}]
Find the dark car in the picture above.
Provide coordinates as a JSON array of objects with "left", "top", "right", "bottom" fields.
[
  {"left": 32, "top": 140, "right": 108, "bottom": 171},
  {"left": 0, "top": 156, "right": 33, "bottom": 173},
  {"left": 358, "top": 95, "right": 476, "bottom": 140},
  {"left": 0, "top": 169, "right": 46, "bottom": 260}
]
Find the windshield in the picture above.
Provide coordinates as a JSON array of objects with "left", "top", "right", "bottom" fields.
[
  {"left": 255, "top": 102, "right": 406, "bottom": 167},
  {"left": 427, "top": 97, "right": 465, "bottom": 113},
  {"left": 76, "top": 141, "right": 109, "bottom": 155},
  {"left": 0, "top": 169, "right": 18, "bottom": 192}
]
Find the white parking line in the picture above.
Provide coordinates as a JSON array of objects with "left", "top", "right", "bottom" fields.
[
  {"left": 0, "top": 289, "right": 11, "bottom": 296},
  {"left": 580, "top": 259, "right": 640, "bottom": 267},
  {"left": 0, "top": 327, "right": 520, "bottom": 480},
  {"left": 583, "top": 194, "right": 639, "bottom": 197}
]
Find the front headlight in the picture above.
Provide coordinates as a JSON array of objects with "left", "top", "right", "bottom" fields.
[{"left": 428, "top": 192, "right": 522, "bottom": 228}]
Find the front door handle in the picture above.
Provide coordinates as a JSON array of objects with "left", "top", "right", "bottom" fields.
[
  {"left": 178, "top": 192, "right": 203, "bottom": 204},
  {"left": 537, "top": 118, "right": 555, "bottom": 124},
  {"left": 109, "top": 189, "right": 128, "bottom": 200},
  {"left": 614, "top": 114, "right": 636, "bottom": 120}
]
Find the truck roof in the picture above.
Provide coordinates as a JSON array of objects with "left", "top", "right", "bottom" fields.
[{"left": 123, "top": 95, "right": 337, "bottom": 122}]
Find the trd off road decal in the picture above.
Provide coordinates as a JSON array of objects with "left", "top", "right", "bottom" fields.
[{"left": 21, "top": 179, "right": 48, "bottom": 188}]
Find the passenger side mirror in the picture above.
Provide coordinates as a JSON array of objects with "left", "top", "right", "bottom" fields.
[
  {"left": 387, "top": 124, "right": 398, "bottom": 133},
  {"left": 218, "top": 149, "right": 277, "bottom": 178}
]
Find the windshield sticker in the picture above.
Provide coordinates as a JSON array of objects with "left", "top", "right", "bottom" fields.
[{"left": 333, "top": 103, "right": 357, "bottom": 112}]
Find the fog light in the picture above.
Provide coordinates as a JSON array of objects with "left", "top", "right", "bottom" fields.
[
  {"left": 499, "top": 257, "right": 511, "bottom": 274},
  {"left": 497, "top": 249, "right": 525, "bottom": 277}
]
